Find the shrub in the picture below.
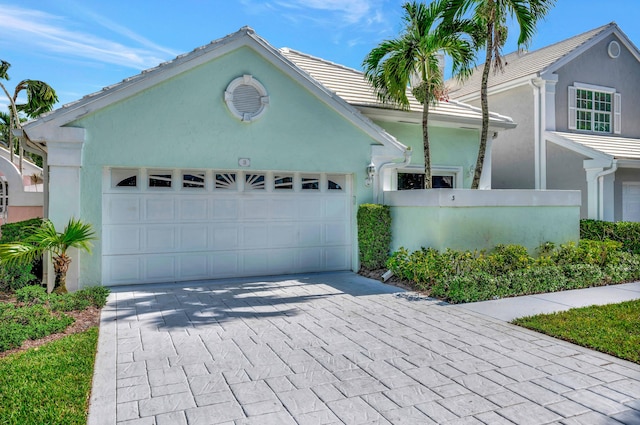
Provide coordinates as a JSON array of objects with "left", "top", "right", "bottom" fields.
[
  {"left": 603, "top": 251, "right": 640, "bottom": 283},
  {"left": 432, "top": 272, "right": 504, "bottom": 304},
  {"left": 0, "top": 218, "right": 44, "bottom": 284},
  {"left": 358, "top": 204, "right": 392, "bottom": 270},
  {"left": 0, "top": 218, "right": 43, "bottom": 243},
  {"left": 74, "top": 286, "right": 110, "bottom": 308},
  {"left": 505, "top": 266, "right": 568, "bottom": 295},
  {"left": 0, "top": 304, "right": 73, "bottom": 352},
  {"left": 0, "top": 262, "right": 38, "bottom": 292},
  {"left": 15, "top": 285, "right": 48, "bottom": 304},
  {"left": 562, "top": 264, "right": 605, "bottom": 289},
  {"left": 478, "top": 244, "right": 533, "bottom": 276},
  {"left": 581, "top": 219, "right": 640, "bottom": 254},
  {"left": 550, "top": 240, "right": 622, "bottom": 267}
]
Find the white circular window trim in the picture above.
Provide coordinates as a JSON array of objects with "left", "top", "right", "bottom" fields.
[
  {"left": 224, "top": 74, "right": 269, "bottom": 122},
  {"left": 608, "top": 41, "right": 621, "bottom": 59}
]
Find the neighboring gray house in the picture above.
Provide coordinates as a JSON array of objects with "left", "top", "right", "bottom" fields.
[{"left": 450, "top": 23, "right": 640, "bottom": 222}]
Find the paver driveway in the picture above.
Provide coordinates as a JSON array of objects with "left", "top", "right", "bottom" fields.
[{"left": 89, "top": 272, "right": 640, "bottom": 425}]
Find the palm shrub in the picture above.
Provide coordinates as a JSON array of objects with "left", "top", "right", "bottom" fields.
[{"left": 0, "top": 218, "right": 96, "bottom": 294}]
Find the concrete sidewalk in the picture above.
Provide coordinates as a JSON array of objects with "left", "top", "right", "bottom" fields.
[
  {"left": 88, "top": 273, "right": 640, "bottom": 425},
  {"left": 460, "top": 281, "right": 640, "bottom": 321}
]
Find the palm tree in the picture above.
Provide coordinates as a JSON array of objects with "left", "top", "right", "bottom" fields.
[
  {"left": 0, "top": 111, "right": 9, "bottom": 148},
  {"left": 446, "top": 0, "right": 555, "bottom": 189},
  {"left": 0, "top": 60, "right": 58, "bottom": 167},
  {"left": 363, "top": 0, "right": 477, "bottom": 188},
  {"left": 0, "top": 218, "right": 96, "bottom": 294}
]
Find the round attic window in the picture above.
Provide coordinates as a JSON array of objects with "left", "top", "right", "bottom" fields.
[
  {"left": 608, "top": 41, "right": 621, "bottom": 59},
  {"left": 224, "top": 75, "right": 269, "bottom": 122}
]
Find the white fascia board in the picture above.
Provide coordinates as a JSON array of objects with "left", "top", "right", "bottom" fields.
[
  {"left": 545, "top": 131, "right": 612, "bottom": 161},
  {"left": 452, "top": 75, "right": 536, "bottom": 102},
  {"left": 357, "top": 106, "right": 516, "bottom": 132},
  {"left": 616, "top": 159, "right": 640, "bottom": 169}
]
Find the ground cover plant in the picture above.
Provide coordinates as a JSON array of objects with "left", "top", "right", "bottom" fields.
[
  {"left": 513, "top": 299, "right": 640, "bottom": 364},
  {"left": 0, "top": 285, "right": 109, "bottom": 353},
  {"left": 386, "top": 240, "right": 640, "bottom": 303},
  {"left": 0, "top": 328, "right": 98, "bottom": 425},
  {"left": 0, "top": 283, "right": 108, "bottom": 424}
]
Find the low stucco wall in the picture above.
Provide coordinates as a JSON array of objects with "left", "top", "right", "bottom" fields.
[{"left": 385, "top": 189, "right": 581, "bottom": 254}]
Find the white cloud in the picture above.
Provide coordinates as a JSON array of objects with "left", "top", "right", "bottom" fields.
[{"left": 0, "top": 5, "right": 178, "bottom": 70}]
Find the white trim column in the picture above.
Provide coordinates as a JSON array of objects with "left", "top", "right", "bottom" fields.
[
  {"left": 584, "top": 159, "right": 612, "bottom": 220},
  {"left": 531, "top": 75, "right": 558, "bottom": 190},
  {"left": 43, "top": 128, "right": 85, "bottom": 291}
]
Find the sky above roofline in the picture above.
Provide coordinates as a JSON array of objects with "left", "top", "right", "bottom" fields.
[{"left": 2, "top": 0, "right": 639, "bottom": 112}]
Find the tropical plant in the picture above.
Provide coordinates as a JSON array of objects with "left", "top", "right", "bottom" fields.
[
  {"left": 363, "top": 0, "right": 477, "bottom": 188},
  {"left": 445, "top": 0, "right": 555, "bottom": 189},
  {"left": 0, "top": 218, "right": 96, "bottom": 294},
  {"left": 0, "top": 60, "right": 58, "bottom": 167}
]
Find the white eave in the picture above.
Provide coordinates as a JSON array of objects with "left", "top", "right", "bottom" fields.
[
  {"left": 546, "top": 131, "right": 640, "bottom": 162},
  {"left": 23, "top": 27, "right": 407, "bottom": 155}
]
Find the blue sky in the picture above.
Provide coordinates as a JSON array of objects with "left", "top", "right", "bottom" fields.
[{"left": 2, "top": 0, "right": 639, "bottom": 111}]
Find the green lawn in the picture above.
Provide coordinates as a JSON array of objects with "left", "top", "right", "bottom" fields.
[
  {"left": 0, "top": 328, "right": 98, "bottom": 425},
  {"left": 513, "top": 299, "right": 640, "bottom": 364}
]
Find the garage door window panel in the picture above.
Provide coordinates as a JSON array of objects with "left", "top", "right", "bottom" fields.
[
  {"left": 302, "top": 175, "right": 320, "bottom": 190},
  {"left": 149, "top": 171, "right": 173, "bottom": 188},
  {"left": 183, "top": 172, "right": 205, "bottom": 189},
  {"left": 245, "top": 173, "right": 265, "bottom": 190},
  {"left": 215, "top": 173, "right": 237, "bottom": 190},
  {"left": 112, "top": 169, "right": 138, "bottom": 188},
  {"left": 328, "top": 175, "right": 345, "bottom": 191},
  {"left": 274, "top": 175, "right": 294, "bottom": 190}
]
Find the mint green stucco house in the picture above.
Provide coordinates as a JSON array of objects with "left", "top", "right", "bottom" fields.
[{"left": 21, "top": 28, "right": 579, "bottom": 290}]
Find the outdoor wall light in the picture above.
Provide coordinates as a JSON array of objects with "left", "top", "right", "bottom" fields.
[{"left": 365, "top": 162, "right": 376, "bottom": 187}]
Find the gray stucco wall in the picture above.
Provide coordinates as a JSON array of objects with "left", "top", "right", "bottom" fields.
[
  {"left": 554, "top": 33, "right": 640, "bottom": 138},
  {"left": 470, "top": 85, "right": 535, "bottom": 189},
  {"left": 614, "top": 168, "right": 640, "bottom": 221},
  {"left": 546, "top": 142, "right": 589, "bottom": 218}
]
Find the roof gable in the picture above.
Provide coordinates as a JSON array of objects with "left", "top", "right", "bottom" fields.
[
  {"left": 24, "top": 27, "right": 404, "bottom": 152},
  {"left": 449, "top": 23, "right": 638, "bottom": 100}
]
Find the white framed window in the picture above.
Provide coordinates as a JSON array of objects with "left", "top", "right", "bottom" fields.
[
  {"left": 568, "top": 83, "right": 621, "bottom": 134},
  {"left": 396, "top": 166, "right": 462, "bottom": 189}
]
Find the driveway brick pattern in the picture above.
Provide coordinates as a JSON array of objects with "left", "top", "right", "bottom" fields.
[{"left": 89, "top": 273, "right": 640, "bottom": 425}]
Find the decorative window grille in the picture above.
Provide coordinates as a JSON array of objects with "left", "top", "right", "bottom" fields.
[
  {"left": 215, "top": 173, "right": 237, "bottom": 190},
  {"left": 245, "top": 174, "right": 265, "bottom": 190}
]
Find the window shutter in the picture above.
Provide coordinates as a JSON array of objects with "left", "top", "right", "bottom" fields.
[
  {"left": 568, "top": 86, "right": 577, "bottom": 130},
  {"left": 614, "top": 92, "right": 621, "bottom": 134}
]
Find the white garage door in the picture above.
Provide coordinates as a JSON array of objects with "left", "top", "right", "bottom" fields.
[
  {"left": 102, "top": 168, "right": 352, "bottom": 285},
  {"left": 623, "top": 182, "right": 640, "bottom": 222}
]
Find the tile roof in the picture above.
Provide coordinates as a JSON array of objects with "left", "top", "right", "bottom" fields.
[
  {"left": 547, "top": 131, "right": 640, "bottom": 160},
  {"left": 449, "top": 23, "right": 615, "bottom": 99},
  {"left": 280, "top": 48, "right": 514, "bottom": 126}
]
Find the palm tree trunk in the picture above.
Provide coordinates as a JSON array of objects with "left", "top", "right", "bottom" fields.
[
  {"left": 53, "top": 253, "right": 71, "bottom": 294},
  {"left": 423, "top": 103, "right": 432, "bottom": 189},
  {"left": 471, "top": 22, "right": 494, "bottom": 190}
]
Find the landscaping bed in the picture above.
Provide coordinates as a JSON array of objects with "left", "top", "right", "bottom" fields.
[
  {"left": 0, "top": 285, "right": 109, "bottom": 354},
  {"left": 368, "top": 240, "right": 640, "bottom": 304}
]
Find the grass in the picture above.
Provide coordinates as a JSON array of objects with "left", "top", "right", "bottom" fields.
[
  {"left": 0, "top": 327, "right": 99, "bottom": 425},
  {"left": 513, "top": 299, "right": 640, "bottom": 364}
]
